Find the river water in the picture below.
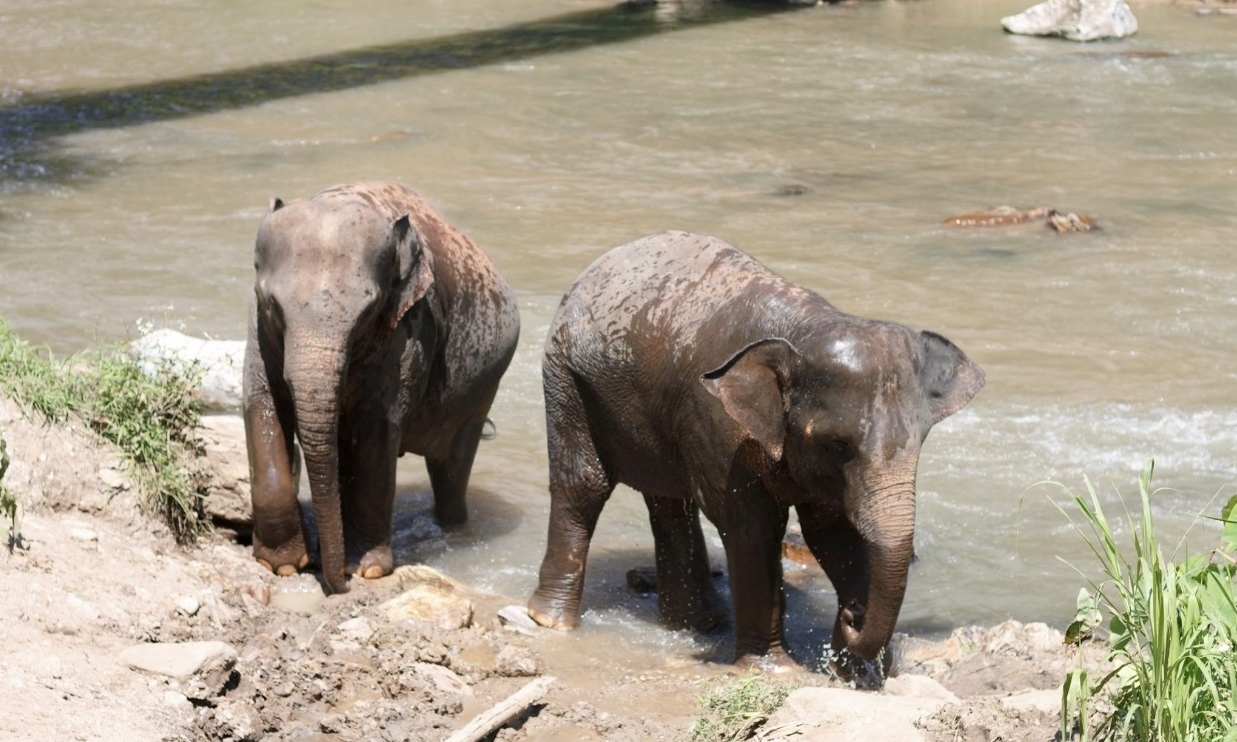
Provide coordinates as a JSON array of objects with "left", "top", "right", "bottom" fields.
[{"left": 2, "top": 0, "right": 1235, "bottom": 665}]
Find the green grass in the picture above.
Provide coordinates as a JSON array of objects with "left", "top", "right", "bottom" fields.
[
  {"left": 0, "top": 317, "right": 206, "bottom": 543},
  {"left": 1057, "top": 461, "right": 1237, "bottom": 742},
  {"left": 688, "top": 676, "right": 797, "bottom": 742}
]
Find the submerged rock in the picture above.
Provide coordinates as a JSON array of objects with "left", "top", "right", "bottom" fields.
[{"left": 1001, "top": 0, "right": 1138, "bottom": 41}]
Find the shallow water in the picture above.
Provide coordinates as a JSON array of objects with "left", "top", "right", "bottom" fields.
[{"left": 2, "top": 0, "right": 1235, "bottom": 662}]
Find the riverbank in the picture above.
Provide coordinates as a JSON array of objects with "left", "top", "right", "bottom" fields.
[{"left": 0, "top": 393, "right": 1094, "bottom": 741}]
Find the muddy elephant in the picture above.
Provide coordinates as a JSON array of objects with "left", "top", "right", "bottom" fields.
[
  {"left": 527, "top": 231, "right": 983, "bottom": 680},
  {"left": 243, "top": 182, "right": 520, "bottom": 594}
]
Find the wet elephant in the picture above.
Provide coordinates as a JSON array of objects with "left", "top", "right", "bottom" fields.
[
  {"left": 527, "top": 231, "right": 983, "bottom": 681},
  {"left": 243, "top": 181, "right": 520, "bottom": 594}
]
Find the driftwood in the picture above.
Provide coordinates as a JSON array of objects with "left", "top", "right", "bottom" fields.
[{"left": 444, "top": 675, "right": 556, "bottom": 742}]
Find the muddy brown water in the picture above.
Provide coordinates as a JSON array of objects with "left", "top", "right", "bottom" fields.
[{"left": 2, "top": 0, "right": 1236, "bottom": 669}]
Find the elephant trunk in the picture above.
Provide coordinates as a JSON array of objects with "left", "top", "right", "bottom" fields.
[
  {"left": 839, "top": 467, "right": 918, "bottom": 665},
  {"left": 285, "top": 338, "right": 349, "bottom": 594}
]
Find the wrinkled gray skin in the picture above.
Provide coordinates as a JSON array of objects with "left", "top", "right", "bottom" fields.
[
  {"left": 243, "top": 182, "right": 520, "bottom": 595},
  {"left": 527, "top": 231, "right": 983, "bottom": 683}
]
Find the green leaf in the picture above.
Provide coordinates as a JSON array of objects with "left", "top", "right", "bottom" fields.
[
  {"left": 1223, "top": 495, "right": 1237, "bottom": 552},
  {"left": 1066, "top": 588, "right": 1101, "bottom": 646}
]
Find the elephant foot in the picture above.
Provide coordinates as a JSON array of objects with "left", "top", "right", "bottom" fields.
[
  {"left": 527, "top": 590, "right": 579, "bottom": 631},
  {"left": 254, "top": 543, "right": 310, "bottom": 577},
  {"left": 734, "top": 646, "right": 798, "bottom": 674},
  {"left": 352, "top": 546, "right": 394, "bottom": 580}
]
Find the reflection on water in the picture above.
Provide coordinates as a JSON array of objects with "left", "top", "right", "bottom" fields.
[{"left": 2, "top": 0, "right": 1236, "bottom": 662}]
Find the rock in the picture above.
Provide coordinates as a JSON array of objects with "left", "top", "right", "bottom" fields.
[
  {"left": 1047, "top": 211, "right": 1098, "bottom": 232},
  {"left": 1001, "top": 0, "right": 1137, "bottom": 41},
  {"left": 196, "top": 415, "right": 254, "bottom": 531},
  {"left": 98, "top": 467, "right": 129, "bottom": 491},
  {"left": 981, "top": 620, "right": 1063, "bottom": 657},
  {"left": 120, "top": 640, "right": 237, "bottom": 700},
  {"left": 883, "top": 674, "right": 959, "bottom": 702},
  {"left": 211, "top": 698, "right": 262, "bottom": 741},
  {"left": 497, "top": 604, "right": 541, "bottom": 636},
  {"left": 380, "top": 576, "right": 474, "bottom": 631},
  {"left": 69, "top": 527, "right": 98, "bottom": 543},
  {"left": 761, "top": 686, "right": 948, "bottom": 741},
  {"left": 174, "top": 596, "right": 201, "bottom": 617},
  {"left": 126, "top": 329, "right": 245, "bottom": 411},
  {"left": 781, "top": 523, "right": 814, "bottom": 566},
  {"left": 337, "top": 616, "right": 376, "bottom": 645},
  {"left": 625, "top": 567, "right": 657, "bottom": 593},
  {"left": 1000, "top": 687, "right": 1061, "bottom": 716},
  {"left": 413, "top": 662, "right": 473, "bottom": 696},
  {"left": 494, "top": 645, "right": 539, "bottom": 677}
]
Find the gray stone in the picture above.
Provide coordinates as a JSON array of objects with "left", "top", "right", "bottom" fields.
[
  {"left": 884, "top": 673, "right": 959, "bottom": 702},
  {"left": 379, "top": 583, "right": 474, "bottom": 631},
  {"left": 197, "top": 415, "right": 253, "bottom": 530},
  {"left": 174, "top": 595, "right": 201, "bottom": 617},
  {"left": 1001, "top": 687, "right": 1062, "bottom": 715},
  {"left": 497, "top": 604, "right": 540, "bottom": 636},
  {"left": 494, "top": 645, "right": 539, "bottom": 677},
  {"left": 120, "top": 640, "right": 237, "bottom": 700},
  {"left": 127, "top": 329, "right": 245, "bottom": 411},
  {"left": 336, "top": 616, "right": 376, "bottom": 645},
  {"left": 413, "top": 662, "right": 473, "bottom": 697},
  {"left": 1001, "top": 0, "right": 1138, "bottom": 41},
  {"left": 760, "top": 686, "right": 947, "bottom": 741}
]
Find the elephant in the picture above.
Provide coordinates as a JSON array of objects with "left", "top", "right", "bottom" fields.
[
  {"left": 527, "top": 231, "right": 983, "bottom": 681},
  {"left": 243, "top": 181, "right": 520, "bottom": 595}
]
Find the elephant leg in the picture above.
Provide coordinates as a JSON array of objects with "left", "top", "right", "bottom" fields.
[
  {"left": 244, "top": 361, "right": 309, "bottom": 576},
  {"left": 426, "top": 414, "right": 489, "bottom": 528},
  {"left": 643, "top": 493, "right": 726, "bottom": 632},
  {"left": 528, "top": 368, "right": 614, "bottom": 630},
  {"left": 339, "top": 416, "right": 398, "bottom": 580},
  {"left": 710, "top": 491, "right": 791, "bottom": 665}
]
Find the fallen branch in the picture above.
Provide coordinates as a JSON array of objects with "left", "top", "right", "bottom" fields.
[{"left": 444, "top": 675, "right": 556, "bottom": 742}]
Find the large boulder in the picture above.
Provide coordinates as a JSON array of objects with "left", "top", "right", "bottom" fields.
[
  {"left": 127, "top": 329, "right": 245, "bottom": 411},
  {"left": 1001, "top": 0, "right": 1138, "bottom": 41}
]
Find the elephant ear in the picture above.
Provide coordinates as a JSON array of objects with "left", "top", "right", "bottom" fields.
[
  {"left": 919, "top": 330, "right": 985, "bottom": 424},
  {"left": 700, "top": 338, "right": 799, "bottom": 462},
  {"left": 388, "top": 213, "right": 434, "bottom": 329}
]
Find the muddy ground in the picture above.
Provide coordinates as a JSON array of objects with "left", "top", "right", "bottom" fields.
[{"left": 0, "top": 395, "right": 1102, "bottom": 742}]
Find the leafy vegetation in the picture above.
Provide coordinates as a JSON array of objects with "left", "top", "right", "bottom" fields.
[
  {"left": 1058, "top": 461, "right": 1237, "bottom": 742},
  {"left": 0, "top": 317, "right": 206, "bottom": 542},
  {"left": 0, "top": 429, "right": 20, "bottom": 551},
  {"left": 688, "top": 675, "right": 796, "bottom": 742}
]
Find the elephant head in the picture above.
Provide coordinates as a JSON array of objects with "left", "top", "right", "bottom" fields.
[
  {"left": 702, "top": 321, "right": 984, "bottom": 677},
  {"left": 252, "top": 196, "right": 433, "bottom": 593}
]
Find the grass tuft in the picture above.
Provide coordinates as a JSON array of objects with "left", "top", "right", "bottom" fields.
[
  {"left": 0, "top": 317, "right": 206, "bottom": 543},
  {"left": 1056, "top": 461, "right": 1237, "bottom": 742},
  {"left": 688, "top": 675, "right": 796, "bottom": 742}
]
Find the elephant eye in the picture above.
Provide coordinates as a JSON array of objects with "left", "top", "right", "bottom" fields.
[{"left": 821, "top": 437, "right": 854, "bottom": 462}]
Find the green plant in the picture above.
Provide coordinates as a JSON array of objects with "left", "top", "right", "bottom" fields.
[
  {"left": 0, "top": 429, "right": 21, "bottom": 551},
  {"left": 1056, "top": 461, "right": 1237, "bottom": 742},
  {"left": 0, "top": 317, "right": 205, "bottom": 542},
  {"left": 688, "top": 675, "right": 796, "bottom": 742}
]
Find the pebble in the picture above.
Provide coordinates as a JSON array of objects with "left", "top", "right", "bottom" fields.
[
  {"left": 494, "top": 645, "right": 539, "bottom": 677},
  {"left": 98, "top": 467, "right": 128, "bottom": 490},
  {"left": 69, "top": 527, "right": 98, "bottom": 543},
  {"left": 175, "top": 596, "right": 201, "bottom": 617},
  {"left": 496, "top": 604, "right": 540, "bottom": 635}
]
